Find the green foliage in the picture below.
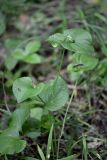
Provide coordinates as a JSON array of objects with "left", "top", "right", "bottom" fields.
[
  {"left": 67, "top": 53, "right": 99, "bottom": 81},
  {"left": 13, "top": 76, "right": 68, "bottom": 110},
  {"left": 46, "top": 124, "right": 53, "bottom": 159},
  {"left": 1, "top": 23, "right": 107, "bottom": 159},
  {"left": 48, "top": 28, "right": 107, "bottom": 86},
  {"left": 12, "top": 40, "right": 42, "bottom": 64},
  {"left": 37, "top": 145, "right": 46, "bottom": 160},
  {"left": 48, "top": 28, "right": 94, "bottom": 54},
  {"left": 38, "top": 76, "right": 69, "bottom": 111},
  {"left": 30, "top": 107, "right": 43, "bottom": 121},
  {"left": 5, "top": 57, "right": 17, "bottom": 71},
  {"left": 37, "top": 124, "right": 54, "bottom": 160},
  {"left": 5, "top": 40, "right": 43, "bottom": 70},
  {"left": 5, "top": 39, "right": 23, "bottom": 70},
  {"left": 0, "top": 136, "right": 26, "bottom": 155},
  {"left": 25, "top": 40, "right": 41, "bottom": 53},
  {"left": 0, "top": 0, "right": 106, "bottom": 158},
  {"left": 0, "top": 106, "right": 30, "bottom": 154},
  {"left": 0, "top": 0, "right": 26, "bottom": 16},
  {"left": 0, "top": 76, "right": 68, "bottom": 155},
  {"left": 13, "top": 77, "right": 45, "bottom": 103},
  {"left": 58, "top": 155, "right": 74, "bottom": 160}
]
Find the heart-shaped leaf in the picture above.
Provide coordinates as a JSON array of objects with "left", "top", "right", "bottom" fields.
[
  {"left": 0, "top": 135, "right": 26, "bottom": 155},
  {"left": 48, "top": 28, "right": 94, "bottom": 54},
  {"left": 48, "top": 33, "right": 65, "bottom": 48},
  {"left": 38, "top": 76, "right": 69, "bottom": 111},
  {"left": 67, "top": 53, "right": 98, "bottom": 81},
  {"left": 13, "top": 77, "right": 45, "bottom": 103},
  {"left": 0, "top": 106, "right": 30, "bottom": 155},
  {"left": 68, "top": 53, "right": 98, "bottom": 72},
  {"left": 26, "top": 40, "right": 41, "bottom": 53},
  {"left": 24, "top": 53, "right": 43, "bottom": 64},
  {"left": 12, "top": 48, "right": 26, "bottom": 60},
  {"left": 63, "top": 29, "right": 94, "bottom": 54},
  {"left": 12, "top": 49, "right": 43, "bottom": 64},
  {"left": 5, "top": 56, "right": 17, "bottom": 70}
]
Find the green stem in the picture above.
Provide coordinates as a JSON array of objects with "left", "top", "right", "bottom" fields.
[{"left": 57, "top": 49, "right": 65, "bottom": 75}]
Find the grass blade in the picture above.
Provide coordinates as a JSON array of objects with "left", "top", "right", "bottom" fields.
[
  {"left": 37, "top": 145, "right": 45, "bottom": 160},
  {"left": 46, "top": 124, "right": 54, "bottom": 160}
]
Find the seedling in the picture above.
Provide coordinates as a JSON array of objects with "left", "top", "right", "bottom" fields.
[
  {"left": 0, "top": 76, "right": 69, "bottom": 155},
  {"left": 1, "top": 28, "right": 106, "bottom": 159},
  {"left": 5, "top": 39, "right": 44, "bottom": 70},
  {"left": 48, "top": 28, "right": 107, "bottom": 86}
]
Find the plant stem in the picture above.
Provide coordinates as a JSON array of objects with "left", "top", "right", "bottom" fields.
[{"left": 57, "top": 49, "right": 65, "bottom": 75}]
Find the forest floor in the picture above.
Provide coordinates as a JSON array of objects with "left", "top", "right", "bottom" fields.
[{"left": 0, "top": 0, "right": 107, "bottom": 159}]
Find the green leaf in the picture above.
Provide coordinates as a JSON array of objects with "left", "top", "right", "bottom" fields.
[
  {"left": 2, "top": 106, "right": 30, "bottom": 137},
  {"left": 48, "top": 33, "right": 65, "bottom": 48},
  {"left": 5, "top": 55, "right": 17, "bottom": 70},
  {"left": 5, "top": 39, "right": 42, "bottom": 66},
  {"left": 5, "top": 39, "right": 22, "bottom": 51},
  {"left": 48, "top": 28, "right": 94, "bottom": 54},
  {"left": 82, "top": 135, "right": 88, "bottom": 160},
  {"left": 39, "top": 76, "right": 69, "bottom": 111},
  {"left": 24, "top": 53, "right": 43, "bottom": 64},
  {"left": 9, "top": 106, "right": 30, "bottom": 134},
  {"left": 0, "top": 106, "right": 30, "bottom": 155},
  {"left": 5, "top": 39, "right": 22, "bottom": 70},
  {"left": 63, "top": 28, "right": 92, "bottom": 44},
  {"left": 63, "top": 29, "right": 94, "bottom": 54},
  {"left": 46, "top": 124, "right": 53, "bottom": 159},
  {"left": 26, "top": 40, "right": 41, "bottom": 53},
  {"left": 68, "top": 53, "right": 98, "bottom": 72},
  {"left": 67, "top": 67, "right": 83, "bottom": 81},
  {"left": 30, "top": 108, "right": 43, "bottom": 121},
  {"left": 67, "top": 53, "right": 98, "bottom": 81},
  {"left": 26, "top": 131, "right": 40, "bottom": 139},
  {"left": 0, "top": 136, "right": 26, "bottom": 155},
  {"left": 37, "top": 145, "right": 46, "bottom": 160},
  {"left": 0, "top": 12, "right": 6, "bottom": 35},
  {"left": 58, "top": 155, "right": 74, "bottom": 160},
  {"left": 12, "top": 48, "right": 27, "bottom": 60},
  {"left": 97, "top": 58, "right": 107, "bottom": 76},
  {"left": 13, "top": 77, "right": 45, "bottom": 103},
  {"left": 12, "top": 49, "right": 43, "bottom": 64}
]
